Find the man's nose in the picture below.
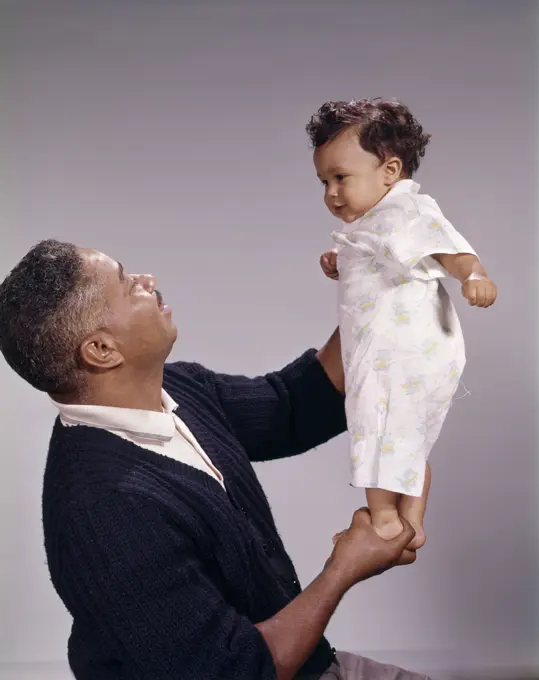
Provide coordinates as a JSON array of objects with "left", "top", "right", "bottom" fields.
[{"left": 133, "top": 274, "right": 156, "bottom": 293}]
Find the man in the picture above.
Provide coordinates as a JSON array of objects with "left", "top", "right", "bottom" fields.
[{"left": 0, "top": 239, "right": 430, "bottom": 680}]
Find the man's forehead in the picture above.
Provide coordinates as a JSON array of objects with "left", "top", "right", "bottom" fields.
[{"left": 80, "top": 249, "right": 122, "bottom": 279}]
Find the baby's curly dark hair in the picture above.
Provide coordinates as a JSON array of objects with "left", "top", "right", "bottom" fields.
[{"left": 306, "top": 98, "right": 431, "bottom": 177}]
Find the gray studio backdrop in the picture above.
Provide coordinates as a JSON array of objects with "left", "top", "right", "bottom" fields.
[{"left": 1, "top": 1, "right": 538, "bottom": 678}]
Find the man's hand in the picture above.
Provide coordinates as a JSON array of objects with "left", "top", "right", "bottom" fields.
[
  {"left": 462, "top": 277, "right": 497, "bottom": 307},
  {"left": 320, "top": 249, "right": 339, "bottom": 280},
  {"left": 255, "top": 508, "right": 415, "bottom": 680},
  {"left": 324, "top": 508, "right": 416, "bottom": 590}
]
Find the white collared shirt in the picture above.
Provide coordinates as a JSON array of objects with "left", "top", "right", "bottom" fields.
[{"left": 50, "top": 389, "right": 226, "bottom": 490}]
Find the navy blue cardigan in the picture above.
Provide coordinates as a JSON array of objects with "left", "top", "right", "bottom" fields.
[{"left": 42, "top": 349, "right": 347, "bottom": 679}]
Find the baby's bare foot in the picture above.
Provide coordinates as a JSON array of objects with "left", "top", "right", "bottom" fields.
[
  {"left": 402, "top": 519, "right": 426, "bottom": 551},
  {"left": 398, "top": 502, "right": 427, "bottom": 549},
  {"left": 372, "top": 515, "right": 404, "bottom": 542}
]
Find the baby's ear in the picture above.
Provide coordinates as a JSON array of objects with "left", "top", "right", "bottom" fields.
[{"left": 383, "top": 157, "right": 403, "bottom": 184}]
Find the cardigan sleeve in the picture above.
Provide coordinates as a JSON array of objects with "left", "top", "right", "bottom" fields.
[
  {"left": 199, "top": 349, "right": 346, "bottom": 462},
  {"left": 59, "top": 492, "right": 278, "bottom": 680}
]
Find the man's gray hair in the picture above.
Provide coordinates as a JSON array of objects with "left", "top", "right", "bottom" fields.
[{"left": 0, "top": 239, "right": 106, "bottom": 394}]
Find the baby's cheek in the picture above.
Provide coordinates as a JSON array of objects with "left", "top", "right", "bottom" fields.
[{"left": 346, "top": 185, "right": 364, "bottom": 207}]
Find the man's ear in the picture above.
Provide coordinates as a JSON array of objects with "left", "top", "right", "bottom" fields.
[{"left": 79, "top": 331, "right": 124, "bottom": 370}]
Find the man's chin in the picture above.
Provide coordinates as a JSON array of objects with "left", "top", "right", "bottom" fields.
[{"left": 164, "top": 324, "right": 178, "bottom": 358}]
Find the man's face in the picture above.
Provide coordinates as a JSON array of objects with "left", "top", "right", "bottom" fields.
[{"left": 81, "top": 249, "right": 177, "bottom": 369}]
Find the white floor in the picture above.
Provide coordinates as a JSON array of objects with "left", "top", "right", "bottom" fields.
[
  {"left": 0, "top": 663, "right": 69, "bottom": 680},
  {"left": 0, "top": 656, "right": 537, "bottom": 680}
]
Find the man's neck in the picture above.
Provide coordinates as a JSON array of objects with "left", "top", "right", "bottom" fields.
[{"left": 52, "top": 365, "right": 165, "bottom": 413}]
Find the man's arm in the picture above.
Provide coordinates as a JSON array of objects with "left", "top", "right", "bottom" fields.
[
  {"left": 256, "top": 509, "right": 416, "bottom": 680},
  {"left": 205, "top": 338, "right": 347, "bottom": 462},
  {"left": 61, "top": 494, "right": 415, "bottom": 680},
  {"left": 315, "top": 327, "right": 344, "bottom": 394}
]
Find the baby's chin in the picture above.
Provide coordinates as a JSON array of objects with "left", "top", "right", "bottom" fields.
[
  {"left": 340, "top": 212, "right": 363, "bottom": 224},
  {"left": 329, "top": 205, "right": 369, "bottom": 223}
]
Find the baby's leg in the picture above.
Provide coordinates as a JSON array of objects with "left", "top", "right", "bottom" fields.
[
  {"left": 398, "top": 463, "right": 431, "bottom": 550},
  {"left": 365, "top": 487, "right": 403, "bottom": 541}
]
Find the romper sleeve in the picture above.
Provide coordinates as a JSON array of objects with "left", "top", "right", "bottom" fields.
[{"left": 377, "top": 194, "right": 477, "bottom": 281}]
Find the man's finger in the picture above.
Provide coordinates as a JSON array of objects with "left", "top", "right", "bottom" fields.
[
  {"left": 397, "top": 548, "right": 417, "bottom": 566},
  {"left": 387, "top": 516, "right": 416, "bottom": 553},
  {"left": 351, "top": 507, "right": 372, "bottom": 527}
]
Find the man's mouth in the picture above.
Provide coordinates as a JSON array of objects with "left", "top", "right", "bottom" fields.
[{"left": 155, "top": 289, "right": 172, "bottom": 314}]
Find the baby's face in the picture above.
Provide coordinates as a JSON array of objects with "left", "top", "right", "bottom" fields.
[{"left": 314, "top": 127, "right": 394, "bottom": 223}]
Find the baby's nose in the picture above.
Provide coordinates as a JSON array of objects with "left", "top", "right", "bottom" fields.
[{"left": 327, "top": 184, "right": 338, "bottom": 197}]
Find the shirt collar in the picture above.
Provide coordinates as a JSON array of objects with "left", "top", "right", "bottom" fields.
[
  {"left": 50, "top": 389, "right": 179, "bottom": 443},
  {"left": 344, "top": 179, "right": 420, "bottom": 229},
  {"left": 370, "top": 178, "right": 420, "bottom": 211},
  {"left": 385, "top": 178, "right": 419, "bottom": 197}
]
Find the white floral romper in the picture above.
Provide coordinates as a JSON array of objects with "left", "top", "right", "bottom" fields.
[{"left": 333, "top": 179, "right": 476, "bottom": 496}]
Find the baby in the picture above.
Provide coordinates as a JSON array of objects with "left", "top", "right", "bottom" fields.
[{"left": 306, "top": 98, "right": 497, "bottom": 549}]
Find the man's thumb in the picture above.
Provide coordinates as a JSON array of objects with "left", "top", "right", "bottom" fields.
[{"left": 388, "top": 516, "right": 416, "bottom": 552}]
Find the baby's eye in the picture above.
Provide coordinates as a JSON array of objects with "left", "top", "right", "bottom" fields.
[
  {"left": 320, "top": 179, "right": 328, "bottom": 186},
  {"left": 335, "top": 174, "right": 346, "bottom": 181}
]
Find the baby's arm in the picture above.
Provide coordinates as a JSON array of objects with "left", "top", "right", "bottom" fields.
[{"left": 432, "top": 253, "right": 497, "bottom": 308}]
